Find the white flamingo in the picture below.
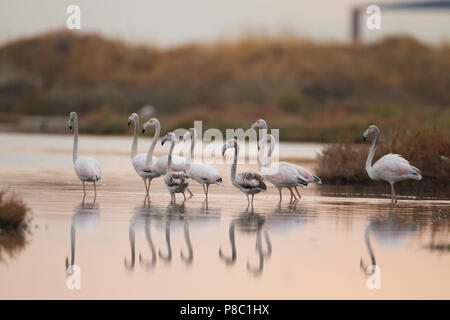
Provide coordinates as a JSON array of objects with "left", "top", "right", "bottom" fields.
[
  {"left": 222, "top": 139, "right": 267, "bottom": 207},
  {"left": 363, "top": 125, "right": 422, "bottom": 204},
  {"left": 251, "top": 119, "right": 320, "bottom": 202},
  {"left": 128, "top": 115, "right": 161, "bottom": 201},
  {"left": 183, "top": 128, "right": 223, "bottom": 201},
  {"left": 161, "top": 132, "right": 190, "bottom": 203},
  {"left": 68, "top": 112, "right": 101, "bottom": 201}
]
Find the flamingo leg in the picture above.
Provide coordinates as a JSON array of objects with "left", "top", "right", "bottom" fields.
[
  {"left": 82, "top": 181, "right": 86, "bottom": 203},
  {"left": 93, "top": 181, "right": 97, "bottom": 203},
  {"left": 288, "top": 187, "right": 296, "bottom": 203},
  {"left": 144, "top": 179, "right": 149, "bottom": 202},
  {"left": 246, "top": 194, "right": 250, "bottom": 206},
  {"left": 206, "top": 184, "right": 210, "bottom": 202},
  {"left": 390, "top": 183, "right": 397, "bottom": 204},
  {"left": 278, "top": 188, "right": 282, "bottom": 202},
  {"left": 202, "top": 184, "right": 207, "bottom": 199},
  {"left": 187, "top": 188, "right": 194, "bottom": 199},
  {"left": 294, "top": 187, "right": 302, "bottom": 200},
  {"left": 251, "top": 194, "right": 255, "bottom": 208},
  {"left": 147, "top": 179, "right": 152, "bottom": 201}
]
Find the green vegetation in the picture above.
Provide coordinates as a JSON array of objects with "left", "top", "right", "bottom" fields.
[
  {"left": 0, "top": 31, "right": 449, "bottom": 141},
  {"left": 316, "top": 127, "right": 450, "bottom": 185}
]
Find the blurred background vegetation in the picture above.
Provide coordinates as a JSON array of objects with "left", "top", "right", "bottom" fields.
[{"left": 0, "top": 30, "right": 449, "bottom": 142}]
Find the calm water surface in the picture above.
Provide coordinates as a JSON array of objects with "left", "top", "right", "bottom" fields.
[{"left": 0, "top": 133, "right": 449, "bottom": 299}]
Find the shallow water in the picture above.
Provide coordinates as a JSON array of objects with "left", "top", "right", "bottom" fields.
[{"left": 0, "top": 133, "right": 449, "bottom": 299}]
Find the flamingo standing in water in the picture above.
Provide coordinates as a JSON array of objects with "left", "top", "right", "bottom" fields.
[
  {"left": 251, "top": 119, "right": 320, "bottom": 202},
  {"left": 68, "top": 112, "right": 102, "bottom": 201},
  {"left": 149, "top": 128, "right": 194, "bottom": 198},
  {"left": 128, "top": 115, "right": 161, "bottom": 202},
  {"left": 222, "top": 139, "right": 267, "bottom": 207},
  {"left": 161, "top": 132, "right": 190, "bottom": 203},
  {"left": 363, "top": 125, "right": 422, "bottom": 204},
  {"left": 183, "top": 128, "right": 223, "bottom": 201}
]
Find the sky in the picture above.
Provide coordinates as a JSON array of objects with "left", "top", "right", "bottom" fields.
[{"left": 0, "top": 0, "right": 449, "bottom": 46}]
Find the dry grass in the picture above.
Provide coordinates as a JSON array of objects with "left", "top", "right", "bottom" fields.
[
  {"left": 0, "top": 190, "right": 30, "bottom": 262},
  {"left": 316, "top": 127, "right": 450, "bottom": 185},
  {"left": 0, "top": 228, "right": 28, "bottom": 262},
  {"left": 0, "top": 190, "right": 29, "bottom": 230},
  {"left": 0, "top": 31, "right": 449, "bottom": 141}
]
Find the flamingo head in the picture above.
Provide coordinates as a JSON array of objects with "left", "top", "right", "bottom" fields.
[
  {"left": 142, "top": 118, "right": 159, "bottom": 134},
  {"left": 215, "top": 176, "right": 224, "bottom": 186},
  {"left": 222, "top": 139, "right": 238, "bottom": 156},
  {"left": 251, "top": 119, "right": 267, "bottom": 130},
  {"left": 363, "top": 125, "right": 379, "bottom": 142},
  {"left": 182, "top": 128, "right": 197, "bottom": 142},
  {"left": 161, "top": 132, "right": 176, "bottom": 145},
  {"left": 68, "top": 112, "right": 77, "bottom": 132},
  {"left": 127, "top": 113, "right": 138, "bottom": 126}
]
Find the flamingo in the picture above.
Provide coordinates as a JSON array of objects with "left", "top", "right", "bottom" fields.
[
  {"left": 222, "top": 139, "right": 266, "bottom": 207},
  {"left": 149, "top": 127, "right": 194, "bottom": 198},
  {"left": 251, "top": 119, "right": 319, "bottom": 202},
  {"left": 363, "top": 125, "right": 422, "bottom": 204},
  {"left": 183, "top": 128, "right": 223, "bottom": 201},
  {"left": 68, "top": 112, "right": 101, "bottom": 201},
  {"left": 128, "top": 115, "right": 161, "bottom": 202},
  {"left": 161, "top": 132, "right": 190, "bottom": 203}
]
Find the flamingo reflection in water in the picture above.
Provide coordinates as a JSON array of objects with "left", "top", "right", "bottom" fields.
[
  {"left": 360, "top": 205, "right": 419, "bottom": 279},
  {"left": 124, "top": 202, "right": 201, "bottom": 270},
  {"left": 219, "top": 212, "right": 272, "bottom": 276},
  {"left": 66, "top": 202, "right": 100, "bottom": 273},
  {"left": 124, "top": 204, "right": 158, "bottom": 271}
]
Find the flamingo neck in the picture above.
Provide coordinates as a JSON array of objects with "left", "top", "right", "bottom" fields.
[
  {"left": 257, "top": 129, "right": 267, "bottom": 170},
  {"left": 130, "top": 117, "right": 139, "bottom": 161},
  {"left": 231, "top": 141, "right": 239, "bottom": 184},
  {"left": 146, "top": 120, "right": 160, "bottom": 167},
  {"left": 257, "top": 120, "right": 272, "bottom": 169},
  {"left": 366, "top": 127, "right": 379, "bottom": 172},
  {"left": 72, "top": 117, "right": 78, "bottom": 164},
  {"left": 185, "top": 131, "right": 195, "bottom": 175},
  {"left": 167, "top": 140, "right": 175, "bottom": 173}
]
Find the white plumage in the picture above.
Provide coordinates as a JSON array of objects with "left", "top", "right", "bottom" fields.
[
  {"left": 183, "top": 128, "right": 223, "bottom": 201},
  {"left": 74, "top": 156, "right": 102, "bottom": 182},
  {"left": 153, "top": 154, "right": 187, "bottom": 175},
  {"left": 363, "top": 125, "right": 422, "bottom": 203},
  {"left": 251, "top": 119, "right": 320, "bottom": 202},
  {"left": 129, "top": 114, "right": 162, "bottom": 201},
  {"left": 69, "top": 112, "right": 102, "bottom": 201},
  {"left": 368, "top": 153, "right": 422, "bottom": 184}
]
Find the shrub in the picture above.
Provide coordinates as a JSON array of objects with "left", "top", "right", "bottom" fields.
[
  {"left": 0, "top": 190, "right": 29, "bottom": 230},
  {"left": 316, "top": 127, "right": 450, "bottom": 185}
]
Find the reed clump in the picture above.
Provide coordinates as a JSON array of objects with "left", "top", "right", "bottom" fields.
[
  {"left": 316, "top": 127, "right": 450, "bottom": 185},
  {"left": 0, "top": 190, "right": 29, "bottom": 231}
]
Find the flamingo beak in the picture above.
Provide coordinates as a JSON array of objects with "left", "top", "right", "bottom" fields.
[
  {"left": 142, "top": 128, "right": 146, "bottom": 134},
  {"left": 69, "top": 125, "right": 72, "bottom": 132},
  {"left": 221, "top": 145, "right": 227, "bottom": 156}
]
